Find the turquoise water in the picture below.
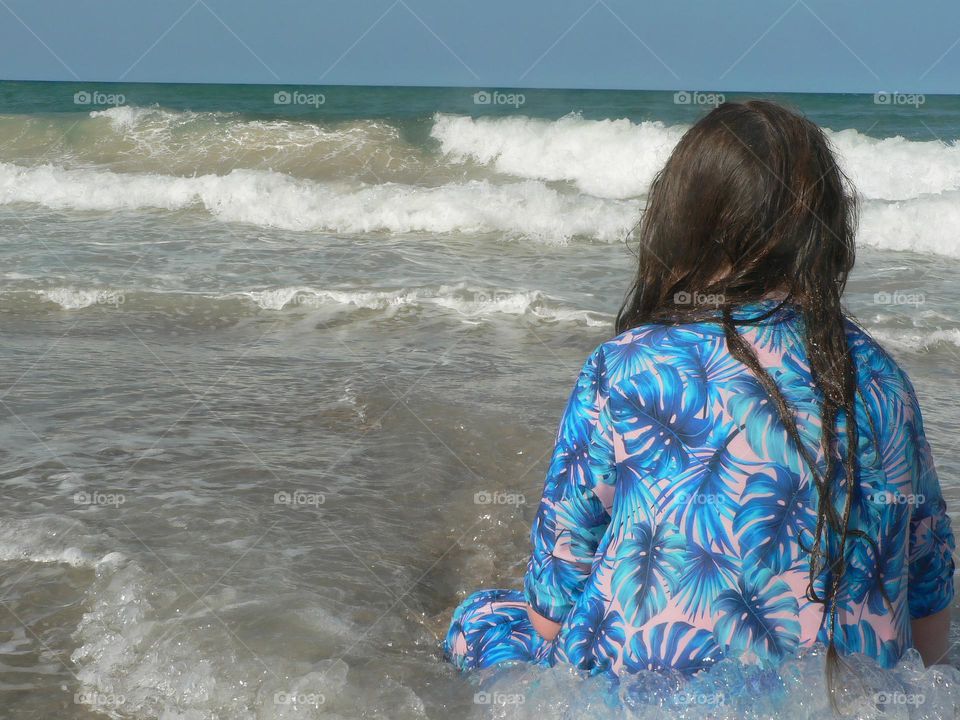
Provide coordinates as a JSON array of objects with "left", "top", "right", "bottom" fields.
[
  {"left": 5, "top": 80, "right": 960, "bottom": 139},
  {"left": 0, "top": 81, "right": 957, "bottom": 719}
]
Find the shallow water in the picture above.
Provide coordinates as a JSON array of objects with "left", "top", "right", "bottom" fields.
[{"left": 0, "top": 83, "right": 958, "bottom": 718}]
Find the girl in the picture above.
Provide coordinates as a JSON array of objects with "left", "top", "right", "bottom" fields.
[{"left": 444, "top": 101, "right": 955, "bottom": 702}]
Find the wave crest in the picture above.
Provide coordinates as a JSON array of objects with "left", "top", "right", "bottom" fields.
[
  {"left": 0, "top": 162, "right": 634, "bottom": 241},
  {"left": 432, "top": 112, "right": 960, "bottom": 202},
  {"left": 6, "top": 284, "right": 612, "bottom": 326}
]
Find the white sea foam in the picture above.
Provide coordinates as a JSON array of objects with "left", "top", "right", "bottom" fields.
[
  {"left": 432, "top": 113, "right": 960, "bottom": 202},
  {"left": 859, "top": 194, "right": 960, "bottom": 257},
  {"left": 870, "top": 326, "right": 960, "bottom": 353},
  {"left": 829, "top": 128, "right": 960, "bottom": 201},
  {"left": 88, "top": 105, "right": 407, "bottom": 157},
  {"left": 89, "top": 104, "right": 178, "bottom": 128},
  {"left": 78, "top": 105, "right": 434, "bottom": 182},
  {"left": 0, "top": 515, "right": 418, "bottom": 719},
  {"left": 229, "top": 284, "right": 610, "bottom": 325},
  {"left": 432, "top": 113, "right": 685, "bottom": 200},
  {"left": 0, "top": 517, "right": 120, "bottom": 568},
  {"left": 0, "top": 162, "right": 633, "bottom": 242},
  {"left": 16, "top": 284, "right": 612, "bottom": 326},
  {"left": 69, "top": 556, "right": 425, "bottom": 719}
]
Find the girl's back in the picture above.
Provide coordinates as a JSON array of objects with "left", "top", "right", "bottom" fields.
[{"left": 523, "top": 301, "right": 953, "bottom": 673}]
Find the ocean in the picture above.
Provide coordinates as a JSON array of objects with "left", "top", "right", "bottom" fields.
[{"left": 0, "top": 81, "right": 958, "bottom": 719}]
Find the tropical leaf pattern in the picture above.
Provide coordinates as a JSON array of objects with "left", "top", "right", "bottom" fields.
[
  {"left": 446, "top": 300, "right": 955, "bottom": 677},
  {"left": 734, "top": 467, "right": 816, "bottom": 574},
  {"left": 655, "top": 428, "right": 748, "bottom": 554},
  {"left": 609, "top": 362, "right": 711, "bottom": 478},
  {"left": 443, "top": 589, "right": 547, "bottom": 670},
  {"left": 674, "top": 541, "right": 739, "bottom": 619},
  {"left": 564, "top": 593, "right": 626, "bottom": 672},
  {"left": 625, "top": 621, "right": 722, "bottom": 672},
  {"left": 611, "top": 521, "right": 686, "bottom": 626},
  {"left": 713, "top": 567, "right": 801, "bottom": 661},
  {"left": 832, "top": 620, "right": 901, "bottom": 670}
]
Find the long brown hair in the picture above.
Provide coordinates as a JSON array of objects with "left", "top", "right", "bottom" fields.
[{"left": 617, "top": 100, "right": 868, "bottom": 710}]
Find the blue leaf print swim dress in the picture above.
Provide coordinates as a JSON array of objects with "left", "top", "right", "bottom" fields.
[{"left": 444, "top": 300, "right": 955, "bottom": 676}]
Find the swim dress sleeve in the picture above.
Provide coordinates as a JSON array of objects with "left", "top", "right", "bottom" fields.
[
  {"left": 903, "top": 371, "right": 956, "bottom": 620},
  {"left": 524, "top": 345, "right": 617, "bottom": 624}
]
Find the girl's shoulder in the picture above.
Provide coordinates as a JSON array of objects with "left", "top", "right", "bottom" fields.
[
  {"left": 589, "top": 320, "right": 726, "bottom": 393},
  {"left": 843, "top": 315, "right": 918, "bottom": 406}
]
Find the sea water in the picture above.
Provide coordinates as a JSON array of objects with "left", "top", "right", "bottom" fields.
[{"left": 0, "top": 81, "right": 958, "bottom": 718}]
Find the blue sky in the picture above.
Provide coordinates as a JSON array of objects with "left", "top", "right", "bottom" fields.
[{"left": 1, "top": 0, "right": 958, "bottom": 93}]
